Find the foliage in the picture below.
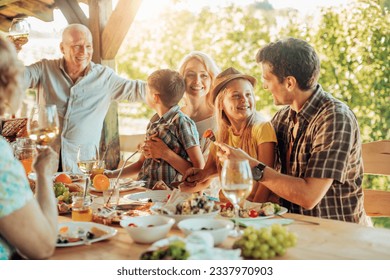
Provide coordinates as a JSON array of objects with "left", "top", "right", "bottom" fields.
[{"left": 372, "top": 217, "right": 390, "bottom": 228}]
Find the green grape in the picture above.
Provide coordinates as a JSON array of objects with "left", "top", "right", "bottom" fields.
[
  {"left": 259, "top": 243, "right": 269, "bottom": 252},
  {"left": 248, "top": 233, "right": 257, "bottom": 242},
  {"left": 276, "top": 233, "right": 285, "bottom": 243},
  {"left": 268, "top": 237, "right": 277, "bottom": 247},
  {"left": 244, "top": 241, "right": 254, "bottom": 250},
  {"left": 242, "top": 248, "right": 252, "bottom": 257},
  {"left": 252, "top": 250, "right": 262, "bottom": 259}
]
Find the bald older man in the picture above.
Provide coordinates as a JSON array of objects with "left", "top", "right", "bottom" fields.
[{"left": 21, "top": 24, "right": 145, "bottom": 173}]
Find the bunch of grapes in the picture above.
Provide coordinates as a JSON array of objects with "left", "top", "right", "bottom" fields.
[
  {"left": 140, "top": 240, "right": 189, "bottom": 260},
  {"left": 233, "top": 224, "right": 297, "bottom": 259},
  {"left": 53, "top": 182, "right": 71, "bottom": 204}
]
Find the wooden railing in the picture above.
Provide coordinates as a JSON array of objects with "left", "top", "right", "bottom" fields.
[{"left": 362, "top": 140, "right": 390, "bottom": 217}]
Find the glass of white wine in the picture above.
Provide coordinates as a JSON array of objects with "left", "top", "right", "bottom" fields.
[
  {"left": 77, "top": 144, "right": 98, "bottom": 195},
  {"left": 9, "top": 18, "right": 30, "bottom": 47},
  {"left": 220, "top": 159, "right": 253, "bottom": 237},
  {"left": 27, "top": 104, "right": 59, "bottom": 148}
]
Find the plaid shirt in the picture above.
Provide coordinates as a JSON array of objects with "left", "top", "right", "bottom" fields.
[
  {"left": 138, "top": 105, "right": 199, "bottom": 188},
  {"left": 271, "top": 85, "right": 370, "bottom": 225}
]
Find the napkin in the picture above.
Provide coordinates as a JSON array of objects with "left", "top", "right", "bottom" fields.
[
  {"left": 149, "top": 232, "right": 242, "bottom": 260},
  {"left": 153, "top": 189, "right": 191, "bottom": 215}
]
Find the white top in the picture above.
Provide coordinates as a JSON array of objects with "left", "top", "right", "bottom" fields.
[
  {"left": 24, "top": 58, "right": 146, "bottom": 173},
  {"left": 194, "top": 115, "right": 217, "bottom": 161}
]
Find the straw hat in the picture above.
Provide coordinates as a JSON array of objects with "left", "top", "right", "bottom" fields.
[{"left": 210, "top": 67, "right": 257, "bottom": 104}]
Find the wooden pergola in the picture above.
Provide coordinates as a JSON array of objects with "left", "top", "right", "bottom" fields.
[{"left": 0, "top": 0, "right": 143, "bottom": 169}]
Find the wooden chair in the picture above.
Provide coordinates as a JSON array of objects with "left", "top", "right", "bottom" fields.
[{"left": 361, "top": 140, "right": 390, "bottom": 217}]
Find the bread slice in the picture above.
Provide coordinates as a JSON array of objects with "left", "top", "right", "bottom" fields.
[{"left": 90, "top": 226, "right": 108, "bottom": 238}]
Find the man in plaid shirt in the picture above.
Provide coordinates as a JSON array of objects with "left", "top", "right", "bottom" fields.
[{"left": 209, "top": 38, "right": 371, "bottom": 225}]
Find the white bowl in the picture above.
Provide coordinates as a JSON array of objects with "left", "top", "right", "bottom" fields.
[
  {"left": 120, "top": 215, "right": 175, "bottom": 244},
  {"left": 177, "top": 218, "right": 234, "bottom": 245}
]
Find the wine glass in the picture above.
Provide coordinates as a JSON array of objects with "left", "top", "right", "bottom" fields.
[
  {"left": 77, "top": 144, "right": 98, "bottom": 195},
  {"left": 220, "top": 159, "right": 253, "bottom": 237},
  {"left": 9, "top": 18, "right": 30, "bottom": 47},
  {"left": 27, "top": 104, "right": 59, "bottom": 148}
]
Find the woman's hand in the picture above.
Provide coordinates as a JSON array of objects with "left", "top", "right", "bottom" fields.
[
  {"left": 142, "top": 133, "right": 168, "bottom": 161},
  {"left": 33, "top": 147, "right": 58, "bottom": 177}
]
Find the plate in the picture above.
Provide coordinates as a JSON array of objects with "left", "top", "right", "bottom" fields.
[
  {"left": 89, "top": 180, "right": 146, "bottom": 193},
  {"left": 56, "top": 221, "right": 117, "bottom": 247},
  {"left": 28, "top": 172, "right": 84, "bottom": 183},
  {"left": 54, "top": 172, "right": 84, "bottom": 182},
  {"left": 231, "top": 206, "right": 288, "bottom": 223},
  {"left": 123, "top": 190, "right": 172, "bottom": 203}
]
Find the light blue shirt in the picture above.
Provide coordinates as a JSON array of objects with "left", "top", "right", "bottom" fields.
[
  {"left": 0, "top": 137, "right": 33, "bottom": 260},
  {"left": 24, "top": 58, "right": 146, "bottom": 172}
]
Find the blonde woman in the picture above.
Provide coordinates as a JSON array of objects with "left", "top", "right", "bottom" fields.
[
  {"left": 141, "top": 52, "right": 220, "bottom": 168},
  {"left": 0, "top": 36, "right": 58, "bottom": 260},
  {"left": 181, "top": 67, "right": 277, "bottom": 202}
]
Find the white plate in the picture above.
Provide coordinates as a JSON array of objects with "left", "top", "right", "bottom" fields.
[
  {"left": 89, "top": 180, "right": 146, "bottom": 193},
  {"left": 56, "top": 221, "right": 117, "bottom": 247},
  {"left": 231, "top": 206, "right": 288, "bottom": 223},
  {"left": 29, "top": 172, "right": 84, "bottom": 183},
  {"left": 123, "top": 190, "right": 172, "bottom": 202}
]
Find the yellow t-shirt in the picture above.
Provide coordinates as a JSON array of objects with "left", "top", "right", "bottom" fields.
[{"left": 210, "top": 121, "right": 277, "bottom": 160}]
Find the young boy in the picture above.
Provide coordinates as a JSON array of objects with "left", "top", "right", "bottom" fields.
[{"left": 108, "top": 69, "right": 204, "bottom": 188}]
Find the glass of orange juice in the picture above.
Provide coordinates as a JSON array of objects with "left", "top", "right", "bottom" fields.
[
  {"left": 15, "top": 147, "right": 37, "bottom": 175},
  {"left": 91, "top": 160, "right": 105, "bottom": 180},
  {"left": 71, "top": 195, "right": 93, "bottom": 222}
]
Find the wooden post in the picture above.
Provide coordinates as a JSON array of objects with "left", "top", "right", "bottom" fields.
[{"left": 88, "top": 0, "right": 121, "bottom": 170}]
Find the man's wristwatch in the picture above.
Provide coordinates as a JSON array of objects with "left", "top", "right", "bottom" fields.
[{"left": 252, "top": 162, "right": 267, "bottom": 181}]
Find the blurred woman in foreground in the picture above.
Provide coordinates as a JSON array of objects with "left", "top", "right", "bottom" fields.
[{"left": 0, "top": 35, "right": 58, "bottom": 260}]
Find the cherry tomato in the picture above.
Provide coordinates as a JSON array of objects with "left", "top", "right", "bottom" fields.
[
  {"left": 249, "top": 209, "right": 259, "bottom": 218},
  {"left": 225, "top": 202, "right": 234, "bottom": 210}
]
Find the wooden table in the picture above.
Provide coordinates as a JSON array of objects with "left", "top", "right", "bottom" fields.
[{"left": 51, "top": 197, "right": 390, "bottom": 260}]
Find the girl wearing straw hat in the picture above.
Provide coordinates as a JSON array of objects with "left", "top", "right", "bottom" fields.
[{"left": 181, "top": 67, "right": 277, "bottom": 203}]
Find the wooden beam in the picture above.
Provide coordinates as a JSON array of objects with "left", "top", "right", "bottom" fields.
[
  {"left": 54, "top": 0, "right": 88, "bottom": 25},
  {"left": 101, "top": 0, "right": 142, "bottom": 60},
  {"left": 8, "top": 1, "right": 54, "bottom": 22},
  {"left": 0, "top": 0, "right": 19, "bottom": 6},
  {"left": 88, "top": 0, "right": 121, "bottom": 170},
  {"left": 0, "top": 15, "right": 11, "bottom": 31},
  {"left": 88, "top": 0, "right": 112, "bottom": 63}
]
